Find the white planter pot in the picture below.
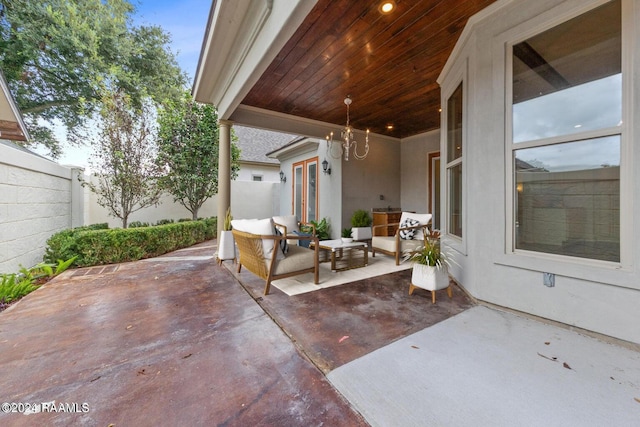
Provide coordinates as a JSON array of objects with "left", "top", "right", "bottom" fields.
[
  {"left": 217, "top": 230, "right": 236, "bottom": 262},
  {"left": 410, "top": 263, "right": 449, "bottom": 291},
  {"left": 410, "top": 263, "right": 451, "bottom": 303},
  {"left": 351, "top": 227, "right": 372, "bottom": 240}
]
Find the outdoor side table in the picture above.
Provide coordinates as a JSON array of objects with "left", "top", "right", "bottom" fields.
[{"left": 310, "top": 239, "right": 368, "bottom": 272}]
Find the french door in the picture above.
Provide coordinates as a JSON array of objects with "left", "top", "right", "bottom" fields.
[{"left": 293, "top": 158, "right": 318, "bottom": 222}]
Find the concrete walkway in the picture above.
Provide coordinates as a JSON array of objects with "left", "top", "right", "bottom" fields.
[
  {"left": 329, "top": 306, "right": 640, "bottom": 427},
  {"left": 1, "top": 240, "right": 638, "bottom": 426}
]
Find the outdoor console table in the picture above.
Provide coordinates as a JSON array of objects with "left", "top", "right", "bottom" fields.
[{"left": 311, "top": 239, "right": 368, "bottom": 272}]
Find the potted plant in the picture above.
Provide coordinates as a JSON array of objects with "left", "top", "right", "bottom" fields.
[
  {"left": 351, "top": 209, "right": 372, "bottom": 240},
  {"left": 341, "top": 227, "right": 353, "bottom": 243},
  {"left": 217, "top": 207, "right": 236, "bottom": 264},
  {"left": 404, "top": 230, "right": 451, "bottom": 303}
]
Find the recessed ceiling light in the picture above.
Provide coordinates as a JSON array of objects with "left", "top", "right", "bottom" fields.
[
  {"left": 386, "top": 124, "right": 394, "bottom": 130},
  {"left": 378, "top": 1, "right": 396, "bottom": 15}
]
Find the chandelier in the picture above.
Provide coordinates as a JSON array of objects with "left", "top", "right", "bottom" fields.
[{"left": 326, "top": 96, "right": 369, "bottom": 161}]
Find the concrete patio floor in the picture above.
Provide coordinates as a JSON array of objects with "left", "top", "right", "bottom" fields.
[
  {"left": 2, "top": 239, "right": 638, "bottom": 426},
  {"left": 0, "top": 239, "right": 472, "bottom": 426}
]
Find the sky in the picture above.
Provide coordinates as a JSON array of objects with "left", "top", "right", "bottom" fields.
[{"left": 39, "top": 0, "right": 212, "bottom": 169}]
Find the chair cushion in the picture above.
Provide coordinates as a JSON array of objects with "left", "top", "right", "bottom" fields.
[
  {"left": 399, "top": 218, "right": 420, "bottom": 239},
  {"left": 231, "top": 218, "right": 283, "bottom": 259},
  {"left": 399, "top": 212, "right": 432, "bottom": 240},
  {"left": 269, "top": 245, "right": 315, "bottom": 275},
  {"left": 372, "top": 236, "right": 423, "bottom": 254}
]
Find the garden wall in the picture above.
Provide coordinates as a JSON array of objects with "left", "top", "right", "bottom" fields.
[
  {"left": 0, "top": 141, "right": 84, "bottom": 273},
  {"left": 84, "top": 175, "right": 279, "bottom": 227}
]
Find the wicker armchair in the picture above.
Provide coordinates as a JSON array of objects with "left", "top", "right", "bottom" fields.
[
  {"left": 232, "top": 229, "right": 319, "bottom": 295},
  {"left": 372, "top": 212, "right": 432, "bottom": 265}
]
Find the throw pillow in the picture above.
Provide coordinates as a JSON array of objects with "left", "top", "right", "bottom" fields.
[
  {"left": 274, "top": 227, "right": 289, "bottom": 255},
  {"left": 399, "top": 218, "right": 420, "bottom": 240},
  {"left": 293, "top": 230, "right": 312, "bottom": 248}
]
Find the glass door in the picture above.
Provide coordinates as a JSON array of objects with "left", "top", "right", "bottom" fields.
[{"left": 292, "top": 157, "right": 319, "bottom": 222}]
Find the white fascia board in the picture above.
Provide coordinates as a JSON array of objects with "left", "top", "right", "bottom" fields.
[
  {"left": 0, "top": 70, "right": 31, "bottom": 141},
  {"left": 193, "top": 0, "right": 318, "bottom": 119}
]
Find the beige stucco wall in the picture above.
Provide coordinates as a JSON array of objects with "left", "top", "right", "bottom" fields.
[
  {"left": 341, "top": 135, "right": 402, "bottom": 229},
  {"left": 400, "top": 129, "right": 440, "bottom": 216},
  {"left": 236, "top": 163, "right": 280, "bottom": 182},
  {"left": 439, "top": 0, "right": 640, "bottom": 344},
  {"left": 0, "top": 143, "right": 83, "bottom": 273}
]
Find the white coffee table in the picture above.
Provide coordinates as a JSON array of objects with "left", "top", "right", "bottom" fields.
[{"left": 311, "top": 239, "right": 368, "bottom": 272}]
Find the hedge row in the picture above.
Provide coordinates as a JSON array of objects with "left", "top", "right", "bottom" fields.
[{"left": 44, "top": 218, "right": 216, "bottom": 268}]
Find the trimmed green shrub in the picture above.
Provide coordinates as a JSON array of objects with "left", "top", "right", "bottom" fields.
[
  {"left": 129, "top": 221, "right": 150, "bottom": 228},
  {"left": 44, "top": 224, "right": 108, "bottom": 265},
  {"left": 43, "top": 217, "right": 217, "bottom": 268},
  {"left": 156, "top": 219, "right": 175, "bottom": 225}
]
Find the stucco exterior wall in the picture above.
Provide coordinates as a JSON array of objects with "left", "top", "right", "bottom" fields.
[
  {"left": 341, "top": 136, "right": 401, "bottom": 229},
  {"left": 236, "top": 163, "right": 280, "bottom": 182},
  {"left": 0, "top": 143, "right": 82, "bottom": 273},
  {"left": 400, "top": 130, "right": 440, "bottom": 215},
  {"left": 439, "top": 0, "right": 640, "bottom": 344}
]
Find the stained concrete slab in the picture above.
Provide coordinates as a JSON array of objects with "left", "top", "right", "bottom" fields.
[
  {"left": 227, "top": 262, "right": 474, "bottom": 373},
  {"left": 328, "top": 305, "right": 640, "bottom": 427},
  {"left": 0, "top": 241, "right": 367, "bottom": 426}
]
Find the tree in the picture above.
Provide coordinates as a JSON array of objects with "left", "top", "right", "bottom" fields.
[
  {"left": 0, "top": 0, "right": 186, "bottom": 157},
  {"left": 156, "top": 91, "right": 240, "bottom": 220},
  {"left": 81, "top": 90, "right": 161, "bottom": 228}
]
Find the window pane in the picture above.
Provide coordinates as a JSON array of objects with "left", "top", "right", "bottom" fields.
[
  {"left": 295, "top": 166, "right": 303, "bottom": 220},
  {"left": 512, "top": 0, "right": 621, "bottom": 143},
  {"left": 448, "top": 163, "right": 463, "bottom": 237},
  {"left": 307, "top": 163, "right": 317, "bottom": 222},
  {"left": 447, "top": 83, "right": 463, "bottom": 162},
  {"left": 515, "top": 137, "right": 620, "bottom": 262}
]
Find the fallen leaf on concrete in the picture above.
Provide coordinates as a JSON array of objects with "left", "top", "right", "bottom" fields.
[
  {"left": 411, "top": 345, "right": 419, "bottom": 349},
  {"left": 544, "top": 342, "right": 550, "bottom": 345},
  {"left": 126, "top": 325, "right": 133, "bottom": 330},
  {"left": 563, "top": 362, "right": 572, "bottom": 370},
  {"left": 90, "top": 376, "right": 101, "bottom": 382},
  {"left": 537, "top": 352, "right": 557, "bottom": 362},
  {"left": 634, "top": 397, "right": 640, "bottom": 404},
  {"left": 182, "top": 353, "right": 192, "bottom": 359},
  {"left": 338, "top": 335, "right": 349, "bottom": 343}
]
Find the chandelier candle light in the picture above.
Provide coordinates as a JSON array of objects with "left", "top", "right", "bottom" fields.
[{"left": 326, "top": 96, "right": 370, "bottom": 161}]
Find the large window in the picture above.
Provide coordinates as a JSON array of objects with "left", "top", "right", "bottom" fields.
[
  {"left": 447, "top": 83, "right": 464, "bottom": 238},
  {"left": 511, "top": 0, "right": 621, "bottom": 262}
]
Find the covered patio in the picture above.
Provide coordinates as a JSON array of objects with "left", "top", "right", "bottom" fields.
[
  {"left": 1, "top": 240, "right": 638, "bottom": 425},
  {"left": 194, "top": 0, "right": 640, "bottom": 347}
]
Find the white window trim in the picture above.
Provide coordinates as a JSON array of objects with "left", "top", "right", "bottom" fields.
[
  {"left": 499, "top": 0, "right": 635, "bottom": 288},
  {"left": 441, "top": 59, "right": 468, "bottom": 256}
]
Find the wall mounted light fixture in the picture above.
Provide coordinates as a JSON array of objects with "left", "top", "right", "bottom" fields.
[
  {"left": 279, "top": 171, "right": 286, "bottom": 183},
  {"left": 322, "top": 159, "right": 331, "bottom": 175}
]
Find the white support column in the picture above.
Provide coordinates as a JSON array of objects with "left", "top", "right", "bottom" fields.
[{"left": 218, "top": 120, "right": 233, "bottom": 237}]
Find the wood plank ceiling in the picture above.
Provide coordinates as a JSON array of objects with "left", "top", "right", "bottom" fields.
[{"left": 242, "top": 0, "right": 496, "bottom": 139}]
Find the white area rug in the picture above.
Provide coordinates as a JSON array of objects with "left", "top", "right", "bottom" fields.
[
  {"left": 328, "top": 306, "right": 640, "bottom": 427},
  {"left": 271, "top": 255, "right": 411, "bottom": 296}
]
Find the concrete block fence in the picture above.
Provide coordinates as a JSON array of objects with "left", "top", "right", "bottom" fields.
[{"left": 1, "top": 142, "right": 279, "bottom": 273}]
